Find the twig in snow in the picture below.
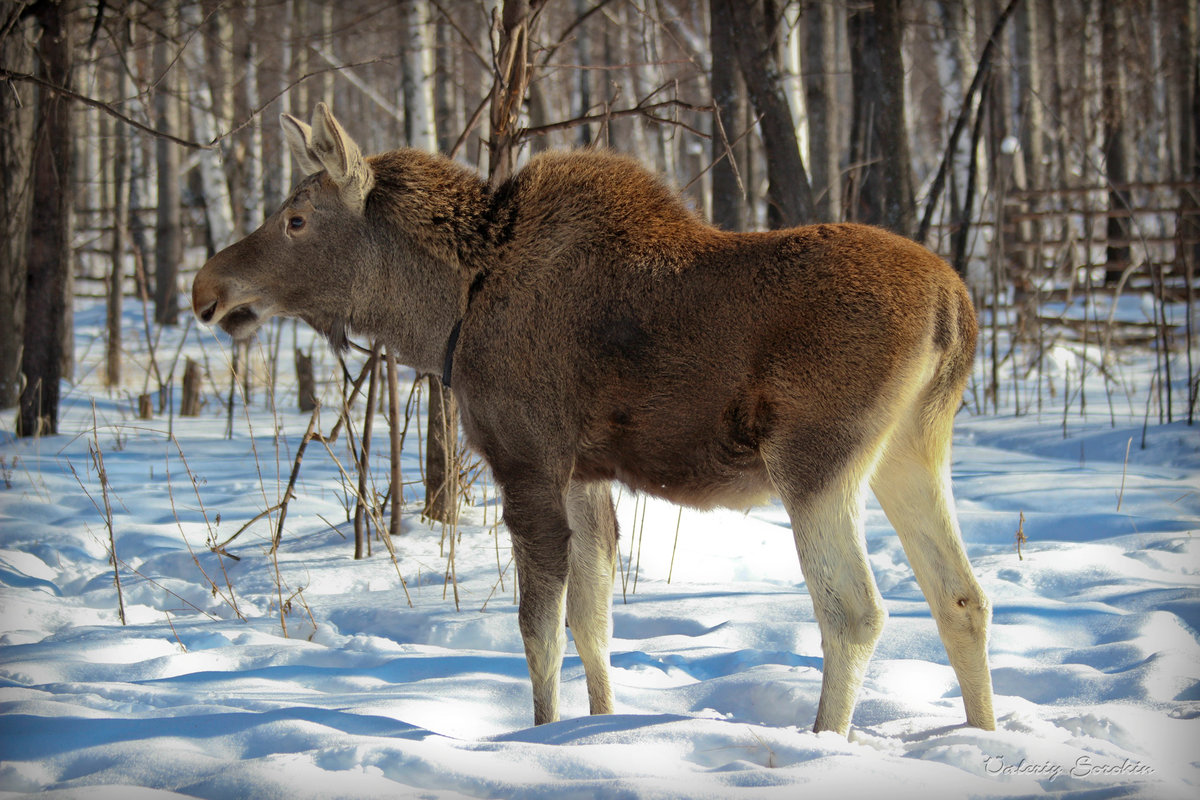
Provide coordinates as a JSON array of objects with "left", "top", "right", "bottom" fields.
[
  {"left": 164, "top": 435, "right": 245, "bottom": 621},
  {"left": 68, "top": 403, "right": 126, "bottom": 625},
  {"left": 1117, "top": 437, "right": 1133, "bottom": 511},
  {"left": 1015, "top": 512, "right": 1027, "bottom": 561}
]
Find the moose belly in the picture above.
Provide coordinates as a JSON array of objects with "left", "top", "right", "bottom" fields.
[{"left": 573, "top": 397, "right": 775, "bottom": 511}]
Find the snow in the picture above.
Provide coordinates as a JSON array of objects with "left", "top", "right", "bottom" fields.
[{"left": 1, "top": 300, "right": 1198, "bottom": 799}]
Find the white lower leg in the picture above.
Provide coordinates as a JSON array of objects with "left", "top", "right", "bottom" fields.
[
  {"left": 872, "top": 446, "right": 996, "bottom": 730},
  {"left": 518, "top": 578, "right": 568, "bottom": 725},
  {"left": 788, "top": 480, "right": 885, "bottom": 735},
  {"left": 566, "top": 483, "right": 617, "bottom": 715}
]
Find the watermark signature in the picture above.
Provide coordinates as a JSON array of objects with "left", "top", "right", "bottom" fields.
[{"left": 982, "top": 754, "right": 1155, "bottom": 782}]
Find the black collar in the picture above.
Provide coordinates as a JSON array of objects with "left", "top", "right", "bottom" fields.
[
  {"left": 441, "top": 319, "right": 463, "bottom": 388},
  {"left": 441, "top": 270, "right": 487, "bottom": 389}
]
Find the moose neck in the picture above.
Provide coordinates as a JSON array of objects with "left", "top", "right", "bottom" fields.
[
  {"left": 344, "top": 150, "right": 497, "bottom": 376},
  {"left": 339, "top": 227, "right": 466, "bottom": 376}
]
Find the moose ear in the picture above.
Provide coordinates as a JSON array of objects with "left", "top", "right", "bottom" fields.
[
  {"left": 280, "top": 113, "right": 322, "bottom": 176},
  {"left": 308, "top": 102, "right": 374, "bottom": 215}
]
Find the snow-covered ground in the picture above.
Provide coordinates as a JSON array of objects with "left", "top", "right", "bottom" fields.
[{"left": 1, "top": 300, "right": 1197, "bottom": 799}]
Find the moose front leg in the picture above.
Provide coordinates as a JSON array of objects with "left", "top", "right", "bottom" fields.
[
  {"left": 503, "top": 476, "right": 573, "bottom": 726},
  {"left": 514, "top": 539, "right": 569, "bottom": 724}
]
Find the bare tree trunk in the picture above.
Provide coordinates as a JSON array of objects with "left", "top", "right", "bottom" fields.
[
  {"left": 125, "top": 19, "right": 153, "bottom": 305},
  {"left": 295, "top": 349, "right": 316, "bottom": 412},
  {"left": 355, "top": 344, "right": 381, "bottom": 559},
  {"left": 802, "top": 0, "right": 841, "bottom": 221},
  {"left": 409, "top": 0, "right": 456, "bottom": 524},
  {"left": 929, "top": 0, "right": 975, "bottom": 233},
  {"left": 433, "top": 11, "right": 458, "bottom": 154},
  {"left": 0, "top": 14, "right": 35, "bottom": 409},
  {"left": 1015, "top": 0, "right": 1045, "bottom": 191},
  {"left": 423, "top": 376, "right": 458, "bottom": 524},
  {"left": 1171, "top": 0, "right": 1199, "bottom": 279},
  {"left": 386, "top": 352, "right": 404, "bottom": 537},
  {"left": 710, "top": 0, "right": 747, "bottom": 231},
  {"left": 1180, "top": 0, "right": 1199, "bottom": 184},
  {"left": 180, "top": 358, "right": 201, "bottom": 416},
  {"left": 318, "top": 1, "right": 335, "bottom": 104},
  {"left": 19, "top": 0, "right": 74, "bottom": 436},
  {"left": 721, "top": 0, "right": 815, "bottom": 229},
  {"left": 292, "top": 0, "right": 310, "bottom": 115},
  {"left": 873, "top": 0, "right": 914, "bottom": 236},
  {"left": 153, "top": 1, "right": 182, "bottom": 326},
  {"left": 488, "top": 0, "right": 545, "bottom": 184},
  {"left": 107, "top": 60, "right": 129, "bottom": 388},
  {"left": 572, "top": 0, "right": 594, "bottom": 147},
  {"left": 1100, "top": 0, "right": 1131, "bottom": 285},
  {"left": 847, "top": 0, "right": 913, "bottom": 235}
]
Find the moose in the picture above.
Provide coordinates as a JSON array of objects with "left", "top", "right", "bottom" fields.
[{"left": 193, "top": 104, "right": 996, "bottom": 736}]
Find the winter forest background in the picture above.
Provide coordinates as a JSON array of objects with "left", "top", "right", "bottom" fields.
[
  {"left": 0, "top": 1, "right": 1198, "bottom": 797},
  {"left": 2, "top": 0, "right": 1196, "bottom": 438}
]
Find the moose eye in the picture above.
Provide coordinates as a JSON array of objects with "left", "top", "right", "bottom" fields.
[{"left": 287, "top": 215, "right": 306, "bottom": 231}]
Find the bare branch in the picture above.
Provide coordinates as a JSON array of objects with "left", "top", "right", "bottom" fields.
[
  {"left": 916, "top": 0, "right": 1023, "bottom": 244},
  {"left": 537, "top": 0, "right": 620, "bottom": 68},
  {"left": 218, "top": 59, "right": 391, "bottom": 143},
  {"left": 1, "top": 68, "right": 214, "bottom": 149},
  {"left": 449, "top": 87, "right": 494, "bottom": 161},
  {"left": 309, "top": 47, "right": 402, "bottom": 121},
  {"left": 682, "top": 113, "right": 763, "bottom": 193},
  {"left": 521, "top": 98, "right": 713, "bottom": 139},
  {"left": 429, "top": 0, "right": 490, "bottom": 71}
]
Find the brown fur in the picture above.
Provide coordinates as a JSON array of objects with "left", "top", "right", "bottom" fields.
[{"left": 193, "top": 105, "right": 995, "bottom": 735}]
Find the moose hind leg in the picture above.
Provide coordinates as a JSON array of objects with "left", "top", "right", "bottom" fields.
[
  {"left": 769, "top": 450, "right": 887, "bottom": 735},
  {"left": 870, "top": 421, "right": 996, "bottom": 730},
  {"left": 566, "top": 481, "right": 618, "bottom": 715}
]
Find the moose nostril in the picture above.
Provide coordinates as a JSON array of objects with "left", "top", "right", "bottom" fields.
[{"left": 199, "top": 300, "right": 217, "bottom": 323}]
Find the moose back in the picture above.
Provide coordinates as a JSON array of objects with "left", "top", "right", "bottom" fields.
[{"left": 192, "top": 104, "right": 996, "bottom": 735}]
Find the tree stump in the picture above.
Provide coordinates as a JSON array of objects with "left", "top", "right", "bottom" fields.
[
  {"left": 180, "top": 357, "right": 201, "bottom": 416},
  {"left": 295, "top": 349, "right": 316, "bottom": 412}
]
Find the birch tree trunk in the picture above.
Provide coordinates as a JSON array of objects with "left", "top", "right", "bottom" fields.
[
  {"left": 239, "top": 0, "right": 264, "bottom": 236},
  {"left": 402, "top": 0, "right": 436, "bottom": 151},
  {"left": 183, "top": 3, "right": 237, "bottom": 255},
  {"left": 433, "top": 12, "right": 459, "bottom": 154},
  {"left": 267, "top": 0, "right": 293, "bottom": 200}
]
